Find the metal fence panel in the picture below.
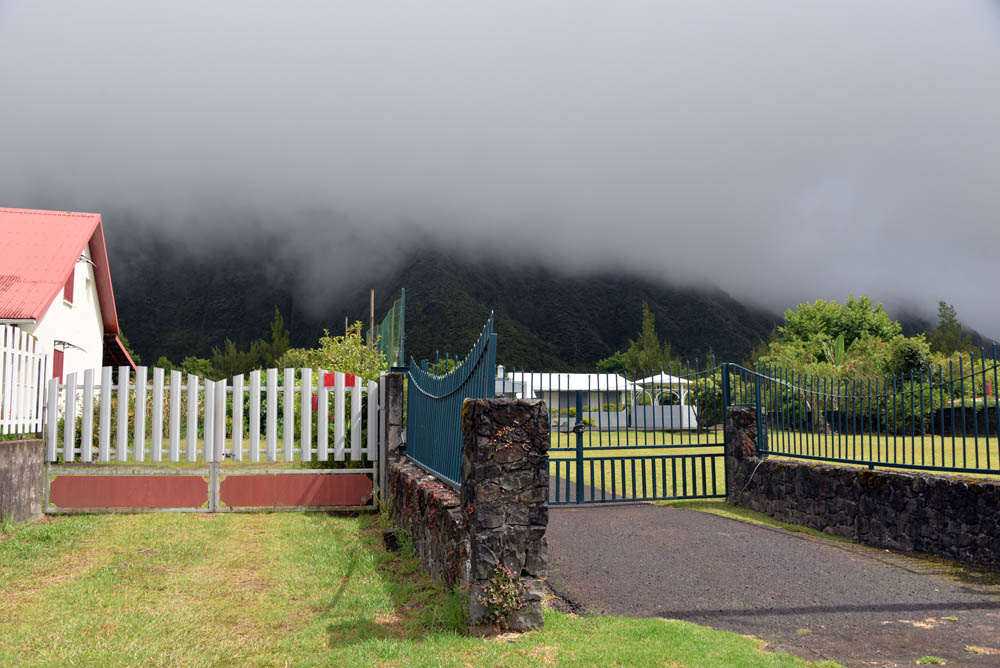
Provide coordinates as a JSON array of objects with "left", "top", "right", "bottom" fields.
[
  {"left": 405, "top": 314, "right": 496, "bottom": 487},
  {"left": 724, "top": 352, "right": 1000, "bottom": 476}
]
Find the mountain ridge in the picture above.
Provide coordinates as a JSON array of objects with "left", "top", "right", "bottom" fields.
[{"left": 110, "top": 235, "right": 778, "bottom": 370}]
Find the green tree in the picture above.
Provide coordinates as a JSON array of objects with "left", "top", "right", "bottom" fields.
[
  {"left": 118, "top": 332, "right": 141, "bottom": 366},
  {"left": 154, "top": 356, "right": 176, "bottom": 372},
  {"left": 595, "top": 350, "right": 629, "bottom": 375},
  {"left": 778, "top": 296, "right": 901, "bottom": 364},
  {"left": 180, "top": 356, "right": 214, "bottom": 378},
  {"left": 596, "top": 302, "right": 673, "bottom": 373},
  {"left": 205, "top": 307, "right": 291, "bottom": 379},
  {"left": 428, "top": 357, "right": 458, "bottom": 376},
  {"left": 211, "top": 338, "right": 262, "bottom": 379},
  {"left": 277, "top": 322, "right": 386, "bottom": 381},
  {"left": 257, "top": 307, "right": 291, "bottom": 368},
  {"left": 927, "top": 301, "right": 974, "bottom": 356},
  {"left": 885, "top": 335, "right": 932, "bottom": 378}
]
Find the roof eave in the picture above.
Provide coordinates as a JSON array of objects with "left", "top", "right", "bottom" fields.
[{"left": 88, "top": 218, "right": 120, "bottom": 335}]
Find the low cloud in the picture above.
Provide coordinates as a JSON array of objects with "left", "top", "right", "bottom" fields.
[{"left": 2, "top": 1, "right": 999, "bottom": 331}]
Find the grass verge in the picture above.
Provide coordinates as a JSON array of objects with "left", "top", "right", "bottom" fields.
[
  {"left": 1, "top": 512, "right": 840, "bottom": 668},
  {"left": 656, "top": 499, "right": 855, "bottom": 543}
]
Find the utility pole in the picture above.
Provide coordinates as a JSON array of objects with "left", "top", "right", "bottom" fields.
[{"left": 369, "top": 288, "right": 375, "bottom": 346}]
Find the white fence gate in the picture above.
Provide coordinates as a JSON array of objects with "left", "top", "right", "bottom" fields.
[
  {"left": 1, "top": 325, "right": 46, "bottom": 436},
  {"left": 44, "top": 366, "right": 386, "bottom": 513}
]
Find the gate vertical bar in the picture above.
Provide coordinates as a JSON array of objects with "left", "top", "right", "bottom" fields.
[
  {"left": 754, "top": 372, "right": 764, "bottom": 456},
  {"left": 575, "top": 389, "right": 584, "bottom": 503},
  {"left": 721, "top": 363, "right": 731, "bottom": 447},
  {"left": 488, "top": 332, "right": 497, "bottom": 398}
]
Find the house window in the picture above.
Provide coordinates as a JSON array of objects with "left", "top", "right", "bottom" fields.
[
  {"left": 63, "top": 267, "right": 75, "bottom": 304},
  {"left": 53, "top": 349, "right": 64, "bottom": 382}
]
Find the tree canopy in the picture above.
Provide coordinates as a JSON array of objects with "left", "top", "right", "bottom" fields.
[
  {"left": 927, "top": 301, "right": 974, "bottom": 356},
  {"left": 763, "top": 296, "right": 930, "bottom": 379},
  {"left": 779, "top": 296, "right": 900, "bottom": 352},
  {"left": 596, "top": 302, "right": 673, "bottom": 374}
]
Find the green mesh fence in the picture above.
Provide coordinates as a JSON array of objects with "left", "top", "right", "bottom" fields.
[{"left": 376, "top": 289, "right": 405, "bottom": 368}]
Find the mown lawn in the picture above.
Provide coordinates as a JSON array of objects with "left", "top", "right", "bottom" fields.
[
  {"left": 0, "top": 513, "right": 839, "bottom": 668},
  {"left": 547, "top": 428, "right": 1000, "bottom": 500}
]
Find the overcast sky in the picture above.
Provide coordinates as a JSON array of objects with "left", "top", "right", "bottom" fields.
[{"left": 2, "top": 2, "right": 999, "bottom": 332}]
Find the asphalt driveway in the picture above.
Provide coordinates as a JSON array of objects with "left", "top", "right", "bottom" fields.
[{"left": 547, "top": 503, "right": 1000, "bottom": 667}]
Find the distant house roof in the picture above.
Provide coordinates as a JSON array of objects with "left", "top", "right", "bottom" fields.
[
  {"left": 506, "top": 372, "right": 638, "bottom": 393},
  {"left": 0, "top": 207, "right": 133, "bottom": 369},
  {"left": 637, "top": 373, "right": 690, "bottom": 386}
]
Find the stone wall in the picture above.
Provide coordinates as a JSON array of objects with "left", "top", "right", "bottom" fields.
[
  {"left": 0, "top": 439, "right": 45, "bottom": 524},
  {"left": 388, "top": 398, "right": 549, "bottom": 633},
  {"left": 461, "top": 398, "right": 549, "bottom": 634},
  {"left": 726, "top": 406, "right": 1000, "bottom": 570},
  {"left": 388, "top": 457, "right": 469, "bottom": 586}
]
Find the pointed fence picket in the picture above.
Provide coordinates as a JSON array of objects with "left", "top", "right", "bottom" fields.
[
  {"left": 44, "top": 366, "right": 383, "bottom": 466},
  {"left": 0, "top": 325, "right": 46, "bottom": 436}
]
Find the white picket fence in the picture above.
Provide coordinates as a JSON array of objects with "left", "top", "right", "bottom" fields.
[
  {"left": 1, "top": 325, "right": 47, "bottom": 435},
  {"left": 46, "top": 366, "right": 383, "bottom": 465}
]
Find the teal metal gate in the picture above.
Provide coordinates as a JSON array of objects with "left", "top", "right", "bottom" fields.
[
  {"left": 502, "top": 366, "right": 728, "bottom": 505},
  {"left": 404, "top": 315, "right": 496, "bottom": 487}
]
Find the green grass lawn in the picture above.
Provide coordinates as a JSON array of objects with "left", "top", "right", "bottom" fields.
[
  {"left": 0, "top": 513, "right": 840, "bottom": 668},
  {"left": 762, "top": 429, "right": 1000, "bottom": 476},
  {"left": 550, "top": 429, "right": 726, "bottom": 499},
  {"left": 547, "top": 428, "right": 1000, "bottom": 500}
]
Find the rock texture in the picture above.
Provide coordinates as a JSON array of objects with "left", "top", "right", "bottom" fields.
[
  {"left": 726, "top": 407, "right": 1000, "bottom": 570},
  {"left": 462, "top": 398, "right": 549, "bottom": 634},
  {"left": 388, "top": 398, "right": 550, "bottom": 633},
  {"left": 388, "top": 458, "right": 469, "bottom": 586},
  {"left": 0, "top": 439, "right": 44, "bottom": 524}
]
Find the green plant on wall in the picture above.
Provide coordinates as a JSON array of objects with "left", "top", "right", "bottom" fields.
[{"left": 476, "top": 563, "right": 526, "bottom": 630}]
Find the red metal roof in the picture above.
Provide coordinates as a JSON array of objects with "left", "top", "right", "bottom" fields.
[{"left": 0, "top": 208, "right": 120, "bottom": 334}]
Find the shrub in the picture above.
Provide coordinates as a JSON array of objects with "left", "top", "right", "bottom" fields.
[
  {"left": 686, "top": 375, "right": 724, "bottom": 430},
  {"left": 476, "top": 564, "right": 526, "bottom": 629},
  {"left": 886, "top": 335, "right": 931, "bottom": 378}
]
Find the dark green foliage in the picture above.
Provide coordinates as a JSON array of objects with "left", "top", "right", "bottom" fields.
[
  {"left": 179, "top": 357, "right": 213, "bottom": 378},
  {"left": 154, "top": 356, "right": 175, "bottom": 372},
  {"left": 368, "top": 252, "right": 775, "bottom": 370},
  {"left": 427, "top": 358, "right": 458, "bottom": 376},
  {"left": 111, "top": 238, "right": 777, "bottom": 372},
  {"left": 779, "top": 296, "right": 901, "bottom": 359},
  {"left": 210, "top": 339, "right": 261, "bottom": 380},
  {"left": 927, "top": 301, "right": 975, "bottom": 356},
  {"left": 595, "top": 350, "right": 629, "bottom": 374},
  {"left": 118, "top": 332, "right": 141, "bottom": 366},
  {"left": 686, "top": 375, "right": 725, "bottom": 431},
  {"left": 885, "top": 336, "right": 931, "bottom": 378},
  {"left": 597, "top": 302, "right": 674, "bottom": 373},
  {"left": 209, "top": 308, "right": 291, "bottom": 379}
]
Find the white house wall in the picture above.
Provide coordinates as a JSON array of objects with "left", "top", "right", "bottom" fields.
[
  {"left": 19, "top": 244, "right": 105, "bottom": 380},
  {"left": 542, "top": 390, "right": 625, "bottom": 411}
]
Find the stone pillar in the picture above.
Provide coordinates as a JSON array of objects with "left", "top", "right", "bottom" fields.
[
  {"left": 0, "top": 439, "right": 45, "bottom": 524},
  {"left": 725, "top": 405, "right": 762, "bottom": 505},
  {"left": 383, "top": 372, "right": 405, "bottom": 458},
  {"left": 461, "top": 398, "right": 549, "bottom": 635}
]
